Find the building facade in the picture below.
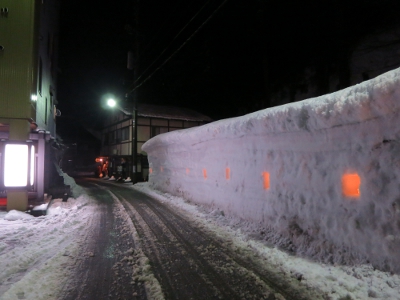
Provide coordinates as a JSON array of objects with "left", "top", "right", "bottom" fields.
[
  {"left": 0, "top": 0, "right": 61, "bottom": 211},
  {"left": 100, "top": 104, "right": 212, "bottom": 182}
]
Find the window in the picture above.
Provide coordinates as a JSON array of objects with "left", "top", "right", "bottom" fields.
[
  {"left": 138, "top": 126, "right": 150, "bottom": 141},
  {"left": 151, "top": 127, "right": 161, "bottom": 137},
  {"left": 121, "top": 127, "right": 129, "bottom": 141},
  {"left": 116, "top": 128, "right": 122, "bottom": 143},
  {"left": 114, "top": 127, "right": 129, "bottom": 143},
  {"left": 151, "top": 127, "right": 168, "bottom": 137}
]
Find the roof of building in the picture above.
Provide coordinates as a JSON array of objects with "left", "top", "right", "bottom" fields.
[{"left": 121, "top": 103, "right": 212, "bottom": 122}]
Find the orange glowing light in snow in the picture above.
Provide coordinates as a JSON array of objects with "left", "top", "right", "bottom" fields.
[
  {"left": 186, "top": 168, "right": 190, "bottom": 175},
  {"left": 149, "top": 168, "right": 152, "bottom": 174},
  {"left": 342, "top": 173, "right": 361, "bottom": 198},
  {"left": 262, "top": 172, "right": 270, "bottom": 190},
  {"left": 203, "top": 169, "right": 207, "bottom": 179},
  {"left": 226, "top": 168, "right": 230, "bottom": 180}
]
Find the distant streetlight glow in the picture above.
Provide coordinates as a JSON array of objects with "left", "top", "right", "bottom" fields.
[{"left": 107, "top": 98, "right": 116, "bottom": 107}]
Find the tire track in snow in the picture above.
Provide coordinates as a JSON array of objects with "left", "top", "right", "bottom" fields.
[
  {"left": 118, "top": 195, "right": 227, "bottom": 299},
  {"left": 106, "top": 183, "right": 305, "bottom": 300},
  {"left": 59, "top": 180, "right": 147, "bottom": 300}
]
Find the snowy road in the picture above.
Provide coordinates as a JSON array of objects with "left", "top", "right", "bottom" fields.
[
  {"left": 76, "top": 178, "right": 321, "bottom": 300},
  {"left": 58, "top": 179, "right": 146, "bottom": 300}
]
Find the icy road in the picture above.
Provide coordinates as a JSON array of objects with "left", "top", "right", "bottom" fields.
[{"left": 66, "top": 178, "right": 316, "bottom": 300}]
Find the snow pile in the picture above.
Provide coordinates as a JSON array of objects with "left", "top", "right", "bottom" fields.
[
  {"left": 134, "top": 182, "right": 400, "bottom": 300},
  {"left": 0, "top": 174, "right": 97, "bottom": 300},
  {"left": 143, "top": 67, "right": 400, "bottom": 273},
  {"left": 61, "top": 166, "right": 85, "bottom": 198},
  {"left": 4, "top": 210, "right": 35, "bottom": 221}
]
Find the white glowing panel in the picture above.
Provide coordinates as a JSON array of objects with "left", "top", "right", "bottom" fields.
[
  {"left": 4, "top": 144, "right": 28, "bottom": 187},
  {"left": 30, "top": 146, "right": 35, "bottom": 186},
  {"left": 107, "top": 98, "right": 116, "bottom": 107}
]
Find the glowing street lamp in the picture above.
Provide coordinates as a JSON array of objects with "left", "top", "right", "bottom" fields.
[
  {"left": 104, "top": 95, "right": 137, "bottom": 182},
  {"left": 107, "top": 98, "right": 116, "bottom": 108}
]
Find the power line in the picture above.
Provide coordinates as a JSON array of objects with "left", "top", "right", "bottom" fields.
[
  {"left": 137, "top": 0, "right": 191, "bottom": 60},
  {"left": 135, "top": 0, "right": 213, "bottom": 85},
  {"left": 128, "top": 0, "right": 229, "bottom": 95}
]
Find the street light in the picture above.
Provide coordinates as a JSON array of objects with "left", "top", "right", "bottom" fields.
[
  {"left": 107, "top": 98, "right": 116, "bottom": 108},
  {"left": 104, "top": 96, "right": 137, "bottom": 183}
]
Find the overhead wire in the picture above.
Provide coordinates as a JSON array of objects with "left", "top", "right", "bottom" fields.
[
  {"left": 128, "top": 0, "right": 229, "bottom": 95},
  {"left": 137, "top": 0, "right": 189, "bottom": 61},
  {"left": 134, "top": 0, "right": 213, "bottom": 85}
]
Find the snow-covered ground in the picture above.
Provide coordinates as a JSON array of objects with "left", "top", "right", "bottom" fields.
[
  {"left": 0, "top": 175, "right": 399, "bottom": 299},
  {"left": 0, "top": 177, "right": 90, "bottom": 300}
]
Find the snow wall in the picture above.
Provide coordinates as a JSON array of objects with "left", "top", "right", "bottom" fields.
[{"left": 142, "top": 68, "right": 400, "bottom": 273}]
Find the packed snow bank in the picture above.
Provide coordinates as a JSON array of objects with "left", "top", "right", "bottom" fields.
[
  {"left": 143, "top": 67, "right": 400, "bottom": 273},
  {"left": 0, "top": 174, "right": 97, "bottom": 300}
]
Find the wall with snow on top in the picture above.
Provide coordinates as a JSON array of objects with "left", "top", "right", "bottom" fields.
[{"left": 142, "top": 68, "right": 400, "bottom": 273}]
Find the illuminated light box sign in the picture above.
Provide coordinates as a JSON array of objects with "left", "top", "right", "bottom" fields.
[
  {"left": 3, "top": 144, "right": 35, "bottom": 188},
  {"left": 4, "top": 144, "right": 29, "bottom": 187}
]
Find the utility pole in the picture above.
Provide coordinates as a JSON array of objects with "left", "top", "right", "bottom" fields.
[{"left": 126, "top": 0, "right": 140, "bottom": 183}]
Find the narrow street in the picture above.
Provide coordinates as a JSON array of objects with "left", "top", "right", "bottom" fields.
[
  {"left": 58, "top": 178, "right": 147, "bottom": 300},
  {"left": 59, "top": 178, "right": 322, "bottom": 300}
]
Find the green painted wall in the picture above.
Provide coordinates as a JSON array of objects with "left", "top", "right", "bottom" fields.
[{"left": 0, "top": 0, "right": 37, "bottom": 122}]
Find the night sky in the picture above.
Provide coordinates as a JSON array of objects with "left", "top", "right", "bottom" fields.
[{"left": 57, "top": 0, "right": 400, "bottom": 139}]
